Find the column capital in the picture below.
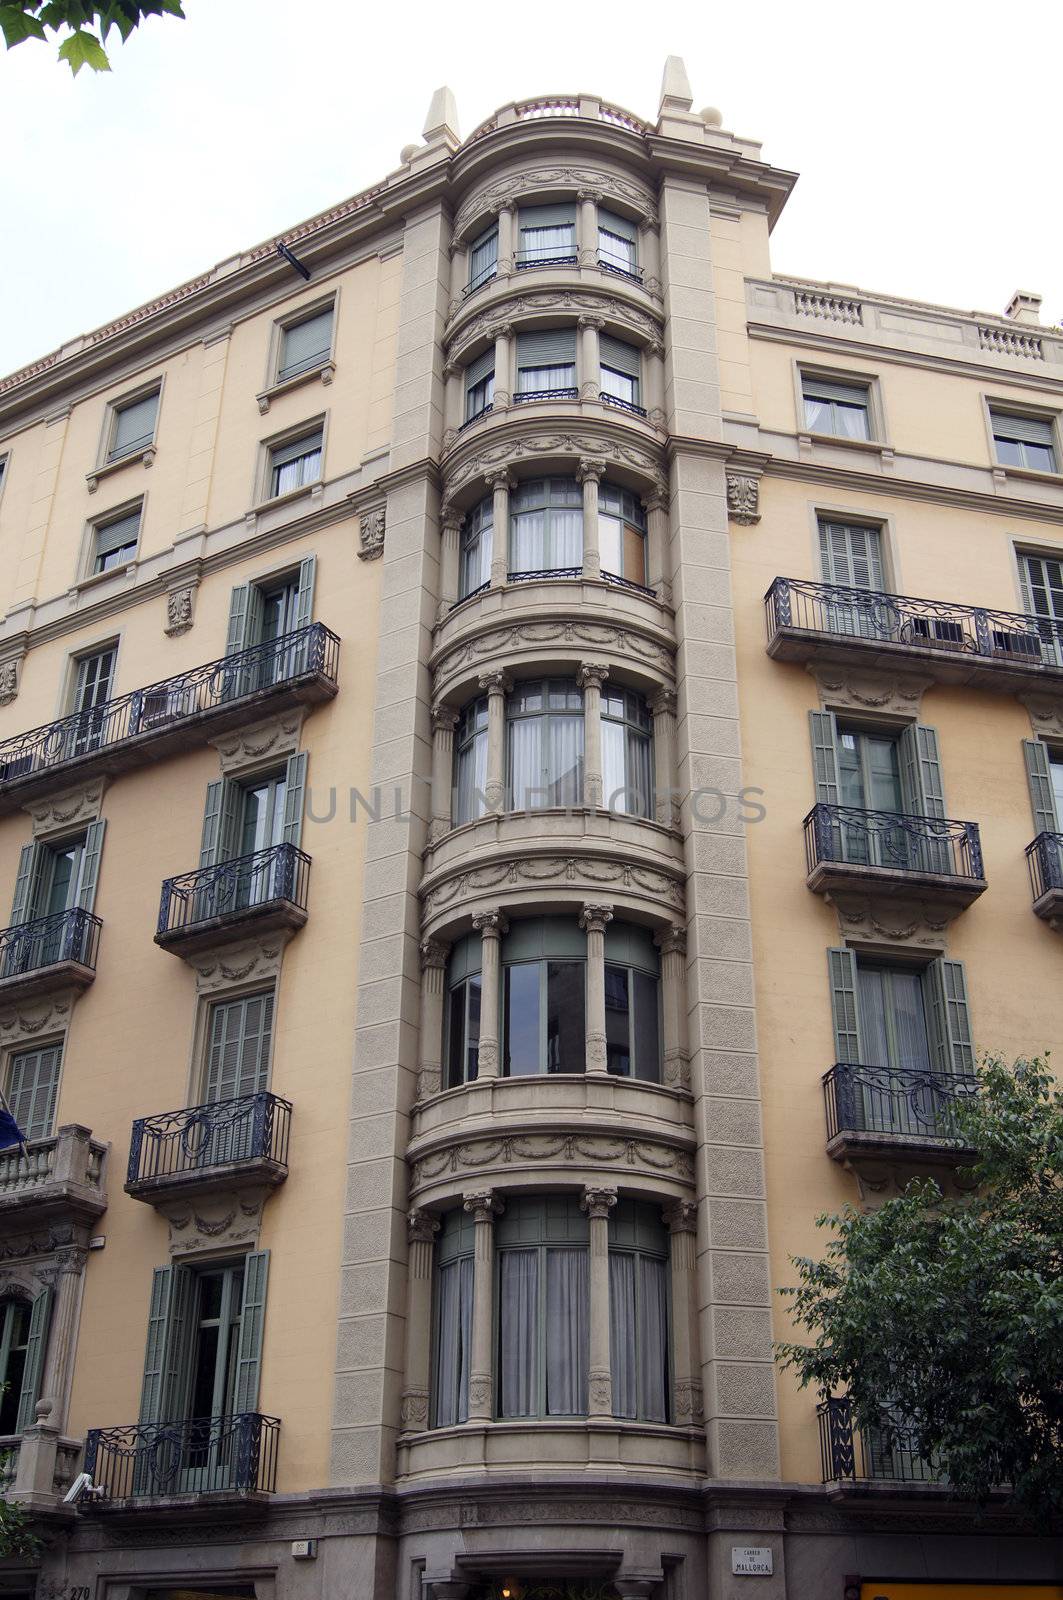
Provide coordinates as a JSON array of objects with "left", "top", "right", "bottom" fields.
[
  {"left": 663, "top": 1199, "right": 697, "bottom": 1234},
  {"left": 408, "top": 1207, "right": 441, "bottom": 1244},
  {"left": 477, "top": 668, "right": 512, "bottom": 696},
  {"left": 442, "top": 357, "right": 462, "bottom": 379},
  {"left": 431, "top": 702, "right": 460, "bottom": 733},
  {"left": 579, "top": 901, "right": 614, "bottom": 935},
  {"left": 644, "top": 490, "right": 670, "bottom": 514},
  {"left": 577, "top": 314, "right": 605, "bottom": 332},
  {"left": 648, "top": 338, "right": 666, "bottom": 359},
  {"left": 440, "top": 508, "right": 464, "bottom": 535},
  {"left": 485, "top": 467, "right": 517, "bottom": 493},
  {"left": 419, "top": 937, "right": 450, "bottom": 971},
  {"left": 577, "top": 187, "right": 604, "bottom": 203},
  {"left": 654, "top": 923, "right": 686, "bottom": 956},
  {"left": 576, "top": 456, "right": 607, "bottom": 486},
  {"left": 472, "top": 908, "right": 509, "bottom": 938},
  {"left": 648, "top": 686, "right": 677, "bottom": 717},
  {"left": 580, "top": 1184, "right": 618, "bottom": 1220},
  {"left": 577, "top": 660, "right": 610, "bottom": 690},
  {"left": 463, "top": 1188, "right": 504, "bottom": 1220},
  {"left": 492, "top": 321, "right": 514, "bottom": 342},
  {"left": 636, "top": 210, "right": 660, "bottom": 233}
]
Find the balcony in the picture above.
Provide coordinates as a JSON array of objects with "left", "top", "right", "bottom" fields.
[
  {"left": 819, "top": 1395, "right": 943, "bottom": 1487},
  {"left": 126, "top": 1091, "right": 291, "bottom": 1207},
  {"left": 765, "top": 577, "right": 1063, "bottom": 691},
  {"left": 0, "top": 623, "right": 339, "bottom": 815},
  {"left": 84, "top": 1413, "right": 279, "bottom": 1505},
  {"left": 0, "top": 1123, "right": 108, "bottom": 1228},
  {"left": 823, "top": 1062, "right": 978, "bottom": 1164},
  {"left": 155, "top": 843, "right": 310, "bottom": 959},
  {"left": 804, "top": 805, "right": 986, "bottom": 908},
  {"left": 1026, "top": 831, "right": 1063, "bottom": 926},
  {"left": 0, "top": 907, "right": 102, "bottom": 1005}
]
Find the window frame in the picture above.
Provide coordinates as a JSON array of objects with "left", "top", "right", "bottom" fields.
[
  {"left": 808, "top": 503, "right": 900, "bottom": 596},
  {"left": 4, "top": 1037, "right": 65, "bottom": 1143},
  {"left": 795, "top": 364, "right": 886, "bottom": 448},
  {"left": 603, "top": 926, "right": 662, "bottom": 1082},
  {"left": 598, "top": 483, "right": 648, "bottom": 587},
  {"left": 608, "top": 1199, "right": 671, "bottom": 1423},
  {"left": 505, "top": 677, "right": 585, "bottom": 811},
  {"left": 985, "top": 399, "right": 1061, "bottom": 477},
  {"left": 0, "top": 1296, "right": 31, "bottom": 1436},
  {"left": 508, "top": 476, "right": 584, "bottom": 576},
  {"left": 493, "top": 1195, "right": 590, "bottom": 1420},
  {"left": 430, "top": 1207, "right": 475, "bottom": 1427},
  {"left": 187, "top": 982, "right": 278, "bottom": 1107},
  {"left": 465, "top": 225, "right": 499, "bottom": 296},
  {"left": 256, "top": 415, "right": 328, "bottom": 507},
  {"left": 459, "top": 495, "right": 494, "bottom": 598},
  {"left": 259, "top": 294, "right": 338, "bottom": 411},
  {"left": 80, "top": 499, "right": 143, "bottom": 584},
  {"left": 89, "top": 380, "right": 163, "bottom": 489}
]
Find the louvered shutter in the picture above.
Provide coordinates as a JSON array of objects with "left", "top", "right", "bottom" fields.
[
  {"left": 599, "top": 334, "right": 641, "bottom": 378},
  {"left": 233, "top": 1250, "right": 270, "bottom": 1414},
  {"left": 205, "top": 992, "right": 274, "bottom": 1103},
  {"left": 818, "top": 521, "right": 884, "bottom": 590},
  {"left": 827, "top": 947, "right": 862, "bottom": 1063},
  {"left": 991, "top": 411, "right": 1054, "bottom": 445},
  {"left": 898, "top": 726, "right": 945, "bottom": 818},
  {"left": 1023, "top": 740, "right": 1058, "bottom": 832},
  {"left": 292, "top": 555, "right": 317, "bottom": 632},
  {"left": 75, "top": 820, "right": 106, "bottom": 912},
  {"left": 281, "top": 753, "right": 307, "bottom": 848},
  {"left": 15, "top": 1286, "right": 53, "bottom": 1433},
  {"left": 161, "top": 1266, "right": 194, "bottom": 1422},
  {"left": 225, "top": 586, "right": 251, "bottom": 657},
  {"left": 111, "top": 392, "right": 159, "bottom": 457},
  {"left": 808, "top": 711, "right": 840, "bottom": 805},
  {"left": 926, "top": 959, "right": 974, "bottom": 1075},
  {"left": 138, "top": 1266, "right": 173, "bottom": 1426},
  {"left": 199, "top": 782, "right": 224, "bottom": 869},
  {"left": 278, "top": 309, "right": 333, "bottom": 382},
  {"left": 8, "top": 1045, "right": 62, "bottom": 1141},
  {"left": 598, "top": 208, "right": 637, "bottom": 242},
  {"left": 516, "top": 329, "right": 577, "bottom": 366},
  {"left": 518, "top": 203, "right": 577, "bottom": 229},
  {"left": 465, "top": 347, "right": 495, "bottom": 390},
  {"left": 10, "top": 843, "right": 39, "bottom": 925}
]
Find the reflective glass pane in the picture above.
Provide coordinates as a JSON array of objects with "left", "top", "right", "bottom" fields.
[{"left": 504, "top": 963, "right": 541, "bottom": 1076}]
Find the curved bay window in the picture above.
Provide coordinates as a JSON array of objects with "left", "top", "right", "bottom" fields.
[
  {"left": 604, "top": 923, "right": 661, "bottom": 1081},
  {"left": 515, "top": 329, "right": 577, "bottom": 401},
  {"left": 599, "top": 334, "right": 642, "bottom": 412},
  {"left": 601, "top": 687, "right": 653, "bottom": 818},
  {"left": 507, "top": 679, "right": 584, "bottom": 810},
  {"left": 444, "top": 935, "right": 482, "bottom": 1089},
  {"left": 598, "top": 208, "right": 639, "bottom": 278},
  {"left": 509, "top": 478, "right": 583, "bottom": 577},
  {"left": 459, "top": 496, "right": 493, "bottom": 598},
  {"left": 432, "top": 1208, "right": 474, "bottom": 1426},
  {"left": 497, "top": 1197, "right": 588, "bottom": 1418},
  {"left": 599, "top": 484, "right": 648, "bottom": 588},
  {"left": 464, "top": 348, "right": 495, "bottom": 422},
  {"left": 503, "top": 919, "right": 586, "bottom": 1077},
  {"left": 609, "top": 1201, "right": 670, "bottom": 1422},
  {"left": 466, "top": 224, "right": 499, "bottom": 295},
  {"left": 454, "top": 697, "right": 488, "bottom": 825}
]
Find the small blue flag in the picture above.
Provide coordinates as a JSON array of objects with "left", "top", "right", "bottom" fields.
[{"left": 0, "top": 1110, "right": 26, "bottom": 1151}]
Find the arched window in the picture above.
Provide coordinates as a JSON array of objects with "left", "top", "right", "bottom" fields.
[
  {"left": 604, "top": 923, "right": 661, "bottom": 1082},
  {"left": 506, "top": 679, "right": 584, "bottom": 810},
  {"left": 502, "top": 918, "right": 586, "bottom": 1078},
  {"left": 608, "top": 1201, "right": 670, "bottom": 1422},
  {"left": 453, "top": 698, "right": 488, "bottom": 826},
  {"left": 601, "top": 687, "right": 653, "bottom": 818},
  {"left": 459, "top": 496, "right": 493, "bottom": 599},
  {"left": 432, "top": 1207, "right": 474, "bottom": 1427},
  {"left": 509, "top": 478, "right": 583, "bottom": 577},
  {"left": 599, "top": 484, "right": 647, "bottom": 587},
  {"left": 496, "top": 1196, "right": 588, "bottom": 1418},
  {"left": 444, "top": 935, "right": 482, "bottom": 1089}
]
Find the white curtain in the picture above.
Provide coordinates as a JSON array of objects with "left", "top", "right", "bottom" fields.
[
  {"left": 601, "top": 720, "right": 626, "bottom": 811},
  {"left": 609, "top": 1252, "right": 637, "bottom": 1418},
  {"left": 551, "top": 509, "right": 583, "bottom": 568},
  {"left": 599, "top": 512, "right": 623, "bottom": 576},
  {"left": 599, "top": 229, "right": 636, "bottom": 271},
  {"left": 499, "top": 1250, "right": 538, "bottom": 1417},
  {"left": 435, "top": 1257, "right": 473, "bottom": 1426},
  {"left": 639, "top": 1256, "right": 669, "bottom": 1423},
  {"left": 890, "top": 972, "right": 931, "bottom": 1071},
  {"left": 521, "top": 224, "right": 572, "bottom": 259},
  {"left": 510, "top": 509, "right": 545, "bottom": 572},
  {"left": 509, "top": 717, "right": 542, "bottom": 810},
  {"left": 545, "top": 1248, "right": 587, "bottom": 1415},
  {"left": 518, "top": 364, "right": 575, "bottom": 393},
  {"left": 455, "top": 733, "right": 487, "bottom": 825},
  {"left": 548, "top": 715, "right": 584, "bottom": 805}
]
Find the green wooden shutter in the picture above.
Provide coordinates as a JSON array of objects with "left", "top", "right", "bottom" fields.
[
  {"left": 281, "top": 753, "right": 307, "bottom": 848},
  {"left": 1023, "top": 739, "right": 1058, "bottom": 832},
  {"left": 205, "top": 992, "right": 274, "bottom": 1102},
  {"left": 10, "top": 844, "right": 38, "bottom": 926},
  {"left": 899, "top": 725, "right": 945, "bottom": 817},
  {"left": 293, "top": 555, "right": 317, "bottom": 631},
  {"left": 15, "top": 1286, "right": 53, "bottom": 1433},
  {"left": 161, "top": 1266, "right": 194, "bottom": 1422},
  {"left": 199, "top": 782, "right": 224, "bottom": 868},
  {"left": 8, "top": 1044, "right": 62, "bottom": 1141},
  {"left": 74, "top": 820, "right": 106, "bottom": 912},
  {"left": 808, "top": 711, "right": 840, "bottom": 805},
  {"left": 200, "top": 781, "right": 241, "bottom": 868},
  {"left": 827, "top": 947, "right": 862, "bottom": 1063},
  {"left": 926, "top": 959, "right": 974, "bottom": 1076},
  {"left": 233, "top": 1250, "right": 270, "bottom": 1413},
  {"left": 138, "top": 1266, "right": 173, "bottom": 1425},
  {"left": 225, "top": 586, "right": 251, "bottom": 657}
]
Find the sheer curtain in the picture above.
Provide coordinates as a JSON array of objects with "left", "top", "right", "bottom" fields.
[
  {"left": 546, "top": 1248, "right": 588, "bottom": 1415},
  {"left": 455, "top": 732, "right": 487, "bottom": 824},
  {"left": 601, "top": 720, "right": 625, "bottom": 811},
  {"left": 435, "top": 1257, "right": 473, "bottom": 1426},
  {"left": 552, "top": 508, "right": 583, "bottom": 568},
  {"left": 609, "top": 1252, "right": 637, "bottom": 1418},
  {"left": 511, "top": 508, "right": 545, "bottom": 572},
  {"left": 521, "top": 224, "right": 572, "bottom": 260},
  {"left": 639, "top": 1256, "right": 669, "bottom": 1423},
  {"left": 857, "top": 968, "right": 889, "bottom": 1068},
  {"left": 509, "top": 717, "right": 542, "bottom": 810},
  {"left": 519, "top": 364, "right": 575, "bottom": 393},
  {"left": 548, "top": 715, "right": 584, "bottom": 805},
  {"left": 891, "top": 972, "right": 930, "bottom": 1070},
  {"left": 499, "top": 1250, "right": 538, "bottom": 1417}
]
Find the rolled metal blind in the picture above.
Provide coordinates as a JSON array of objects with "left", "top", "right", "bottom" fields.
[
  {"left": 95, "top": 508, "right": 141, "bottom": 556},
  {"left": 465, "top": 346, "right": 495, "bottom": 388},
  {"left": 518, "top": 203, "right": 576, "bottom": 229},
  {"left": 599, "top": 208, "right": 637, "bottom": 242},
  {"left": 599, "top": 334, "right": 640, "bottom": 378},
  {"left": 271, "top": 427, "right": 323, "bottom": 468},
  {"left": 991, "top": 410, "right": 1054, "bottom": 445},
  {"left": 517, "top": 328, "right": 576, "bottom": 366},
  {"left": 803, "top": 376, "right": 868, "bottom": 405}
]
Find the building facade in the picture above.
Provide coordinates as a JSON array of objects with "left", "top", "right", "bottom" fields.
[{"left": 0, "top": 55, "right": 1058, "bottom": 1600}]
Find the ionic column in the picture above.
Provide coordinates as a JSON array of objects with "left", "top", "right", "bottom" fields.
[
  {"left": 663, "top": 1200, "right": 702, "bottom": 1428},
  {"left": 439, "top": 511, "right": 462, "bottom": 614},
  {"left": 649, "top": 686, "right": 678, "bottom": 827},
  {"left": 477, "top": 670, "right": 511, "bottom": 812},
  {"left": 416, "top": 939, "right": 449, "bottom": 1100},
  {"left": 430, "top": 704, "right": 459, "bottom": 840},
  {"left": 581, "top": 1184, "right": 618, "bottom": 1421},
  {"left": 487, "top": 470, "right": 515, "bottom": 587},
  {"left": 578, "top": 315, "right": 604, "bottom": 402},
  {"left": 644, "top": 491, "right": 670, "bottom": 598},
  {"left": 464, "top": 1189, "right": 503, "bottom": 1420},
  {"left": 578, "top": 661, "right": 609, "bottom": 809},
  {"left": 40, "top": 1242, "right": 86, "bottom": 1431},
  {"left": 577, "top": 457, "right": 605, "bottom": 581},
  {"left": 577, "top": 188, "right": 601, "bottom": 267},
  {"left": 471, "top": 909, "right": 507, "bottom": 1080},
  {"left": 580, "top": 902, "right": 614, "bottom": 1076},
  {"left": 497, "top": 205, "right": 515, "bottom": 275},
  {"left": 492, "top": 324, "right": 513, "bottom": 410},
  {"left": 400, "top": 1208, "right": 441, "bottom": 1432},
  {"left": 654, "top": 923, "right": 689, "bottom": 1090},
  {"left": 638, "top": 215, "right": 661, "bottom": 290}
]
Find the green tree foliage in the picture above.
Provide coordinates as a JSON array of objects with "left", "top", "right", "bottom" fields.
[
  {"left": 0, "top": 2, "right": 184, "bottom": 73},
  {"left": 0, "top": 1487, "right": 40, "bottom": 1558},
  {"left": 778, "top": 1055, "right": 1063, "bottom": 1518}
]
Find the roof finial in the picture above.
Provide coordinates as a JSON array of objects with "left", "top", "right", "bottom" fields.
[
  {"left": 659, "top": 55, "right": 693, "bottom": 115},
  {"left": 422, "top": 85, "right": 460, "bottom": 145}
]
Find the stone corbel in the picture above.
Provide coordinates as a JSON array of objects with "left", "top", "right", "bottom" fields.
[
  {"left": 726, "top": 471, "right": 761, "bottom": 525},
  {"left": 809, "top": 663, "right": 932, "bottom": 721},
  {"left": 161, "top": 1186, "right": 271, "bottom": 1258},
  {"left": 164, "top": 583, "right": 197, "bottom": 637},
  {"left": 826, "top": 890, "right": 952, "bottom": 954},
  {"left": 358, "top": 505, "right": 386, "bottom": 561},
  {"left": 210, "top": 709, "right": 305, "bottom": 777},
  {"left": 26, "top": 778, "right": 107, "bottom": 841},
  {"left": 0, "top": 654, "right": 23, "bottom": 707},
  {"left": 191, "top": 935, "right": 290, "bottom": 996}
]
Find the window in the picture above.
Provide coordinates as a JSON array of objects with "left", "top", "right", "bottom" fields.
[
  {"left": 604, "top": 925, "right": 661, "bottom": 1082},
  {"left": 598, "top": 209, "right": 638, "bottom": 277},
  {"left": 432, "top": 1208, "right": 474, "bottom": 1425},
  {"left": 838, "top": 728, "right": 904, "bottom": 813},
  {"left": 91, "top": 506, "right": 141, "bottom": 575},
  {"left": 599, "top": 335, "right": 642, "bottom": 411},
  {"left": 277, "top": 306, "right": 333, "bottom": 384},
  {"left": 990, "top": 409, "right": 1057, "bottom": 473},
  {"left": 467, "top": 225, "right": 498, "bottom": 294},
  {"left": 267, "top": 427, "right": 323, "bottom": 499},
  {"left": 509, "top": 478, "right": 583, "bottom": 575},
  {"left": 195, "top": 753, "right": 306, "bottom": 916},
  {"left": 453, "top": 698, "right": 488, "bottom": 825},
  {"left": 599, "top": 485, "right": 647, "bottom": 587},
  {"left": 811, "top": 712, "right": 948, "bottom": 871},
  {"left": 609, "top": 1201, "right": 669, "bottom": 1421},
  {"left": 107, "top": 389, "right": 159, "bottom": 462},
  {"left": 223, "top": 555, "right": 317, "bottom": 688},
  {"left": 0, "top": 1289, "right": 51, "bottom": 1436},
  {"left": 7, "top": 1043, "right": 62, "bottom": 1141},
  {"left": 7, "top": 823, "right": 105, "bottom": 971},
  {"left": 204, "top": 991, "right": 274, "bottom": 1104},
  {"left": 1017, "top": 552, "right": 1063, "bottom": 667},
  {"left": 502, "top": 918, "right": 586, "bottom": 1077},
  {"left": 506, "top": 679, "right": 584, "bottom": 809},
  {"left": 444, "top": 935, "right": 482, "bottom": 1088},
  {"left": 601, "top": 687, "right": 653, "bottom": 817},
  {"left": 818, "top": 519, "right": 885, "bottom": 590},
  {"left": 496, "top": 1196, "right": 588, "bottom": 1418},
  {"left": 802, "top": 375, "right": 872, "bottom": 440},
  {"left": 515, "top": 330, "right": 576, "bottom": 400},
  {"left": 459, "top": 498, "right": 493, "bottom": 598},
  {"left": 464, "top": 348, "right": 495, "bottom": 421},
  {"left": 516, "top": 204, "right": 576, "bottom": 269}
]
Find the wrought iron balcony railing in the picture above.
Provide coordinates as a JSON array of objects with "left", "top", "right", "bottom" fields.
[
  {"left": 463, "top": 263, "right": 498, "bottom": 298},
  {"left": 0, "top": 907, "right": 101, "bottom": 982},
  {"left": 513, "top": 386, "right": 580, "bottom": 404},
  {"left": 157, "top": 843, "right": 311, "bottom": 938},
  {"left": 459, "top": 402, "right": 493, "bottom": 430},
  {"left": 515, "top": 250, "right": 579, "bottom": 270},
  {"left": 1026, "top": 830, "right": 1063, "bottom": 904},
  {"left": 595, "top": 251, "right": 644, "bottom": 283},
  {"left": 818, "top": 1395, "right": 943, "bottom": 1485},
  {"left": 823, "top": 1062, "right": 978, "bottom": 1147},
  {"left": 601, "top": 570, "right": 658, "bottom": 599},
  {"left": 0, "top": 623, "right": 339, "bottom": 798},
  {"left": 128, "top": 1092, "right": 291, "bottom": 1188},
  {"left": 599, "top": 391, "right": 648, "bottom": 417},
  {"left": 766, "top": 576, "right": 1063, "bottom": 670},
  {"left": 804, "top": 804, "right": 984, "bottom": 881},
  {"left": 84, "top": 1413, "right": 279, "bottom": 1500},
  {"left": 506, "top": 566, "right": 583, "bottom": 583}
]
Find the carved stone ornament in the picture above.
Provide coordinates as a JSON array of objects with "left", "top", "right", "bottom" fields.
[
  {"left": 1020, "top": 693, "right": 1063, "bottom": 739},
  {"left": 579, "top": 902, "right": 614, "bottom": 934},
  {"left": 663, "top": 1050, "right": 691, "bottom": 1091},
  {"left": 442, "top": 432, "right": 666, "bottom": 503},
  {"left": 809, "top": 663, "right": 930, "bottom": 720},
  {"left": 413, "top": 1131, "right": 695, "bottom": 1193},
  {"left": 407, "top": 1208, "right": 441, "bottom": 1244},
  {"left": 467, "top": 1374, "right": 492, "bottom": 1411},
  {"left": 588, "top": 1373, "right": 612, "bottom": 1412},
  {"left": 161, "top": 1188, "right": 269, "bottom": 1257},
  {"left": 415, "top": 1067, "right": 442, "bottom": 1101},
  {"left": 0, "top": 994, "right": 73, "bottom": 1047},
  {"left": 358, "top": 506, "right": 386, "bottom": 561},
  {"left": 419, "top": 939, "right": 449, "bottom": 971},
  {"left": 726, "top": 472, "right": 761, "bottom": 525},
  {"left": 827, "top": 890, "right": 952, "bottom": 952},
  {"left": 192, "top": 935, "right": 288, "bottom": 996},
  {"left": 164, "top": 584, "right": 196, "bottom": 637},
  {"left": 672, "top": 1377, "right": 705, "bottom": 1424},
  {"left": 449, "top": 290, "right": 662, "bottom": 365},
  {"left": 400, "top": 1388, "right": 429, "bottom": 1430},
  {"left": 654, "top": 924, "right": 686, "bottom": 957},
  {"left": 211, "top": 710, "right": 305, "bottom": 777},
  {"left": 424, "top": 855, "right": 685, "bottom": 922},
  {"left": 580, "top": 1184, "right": 618, "bottom": 1219},
  {"left": 0, "top": 657, "right": 21, "bottom": 706},
  {"left": 453, "top": 165, "right": 656, "bottom": 246},
  {"left": 462, "top": 1189, "right": 503, "bottom": 1219},
  {"left": 26, "top": 778, "right": 106, "bottom": 841},
  {"left": 434, "top": 619, "right": 674, "bottom": 696},
  {"left": 851, "top": 1158, "right": 977, "bottom": 1207},
  {"left": 663, "top": 1199, "right": 697, "bottom": 1233}
]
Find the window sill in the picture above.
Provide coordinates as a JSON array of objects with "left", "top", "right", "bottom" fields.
[
  {"left": 248, "top": 481, "right": 324, "bottom": 519},
  {"left": 74, "top": 561, "right": 137, "bottom": 595},
  {"left": 86, "top": 446, "right": 156, "bottom": 494},
  {"left": 993, "top": 462, "right": 1063, "bottom": 487},
  {"left": 799, "top": 430, "right": 893, "bottom": 458},
  {"left": 256, "top": 362, "right": 335, "bottom": 415}
]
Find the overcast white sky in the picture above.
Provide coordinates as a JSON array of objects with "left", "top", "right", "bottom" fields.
[{"left": 3, "top": 0, "right": 1062, "bottom": 378}]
